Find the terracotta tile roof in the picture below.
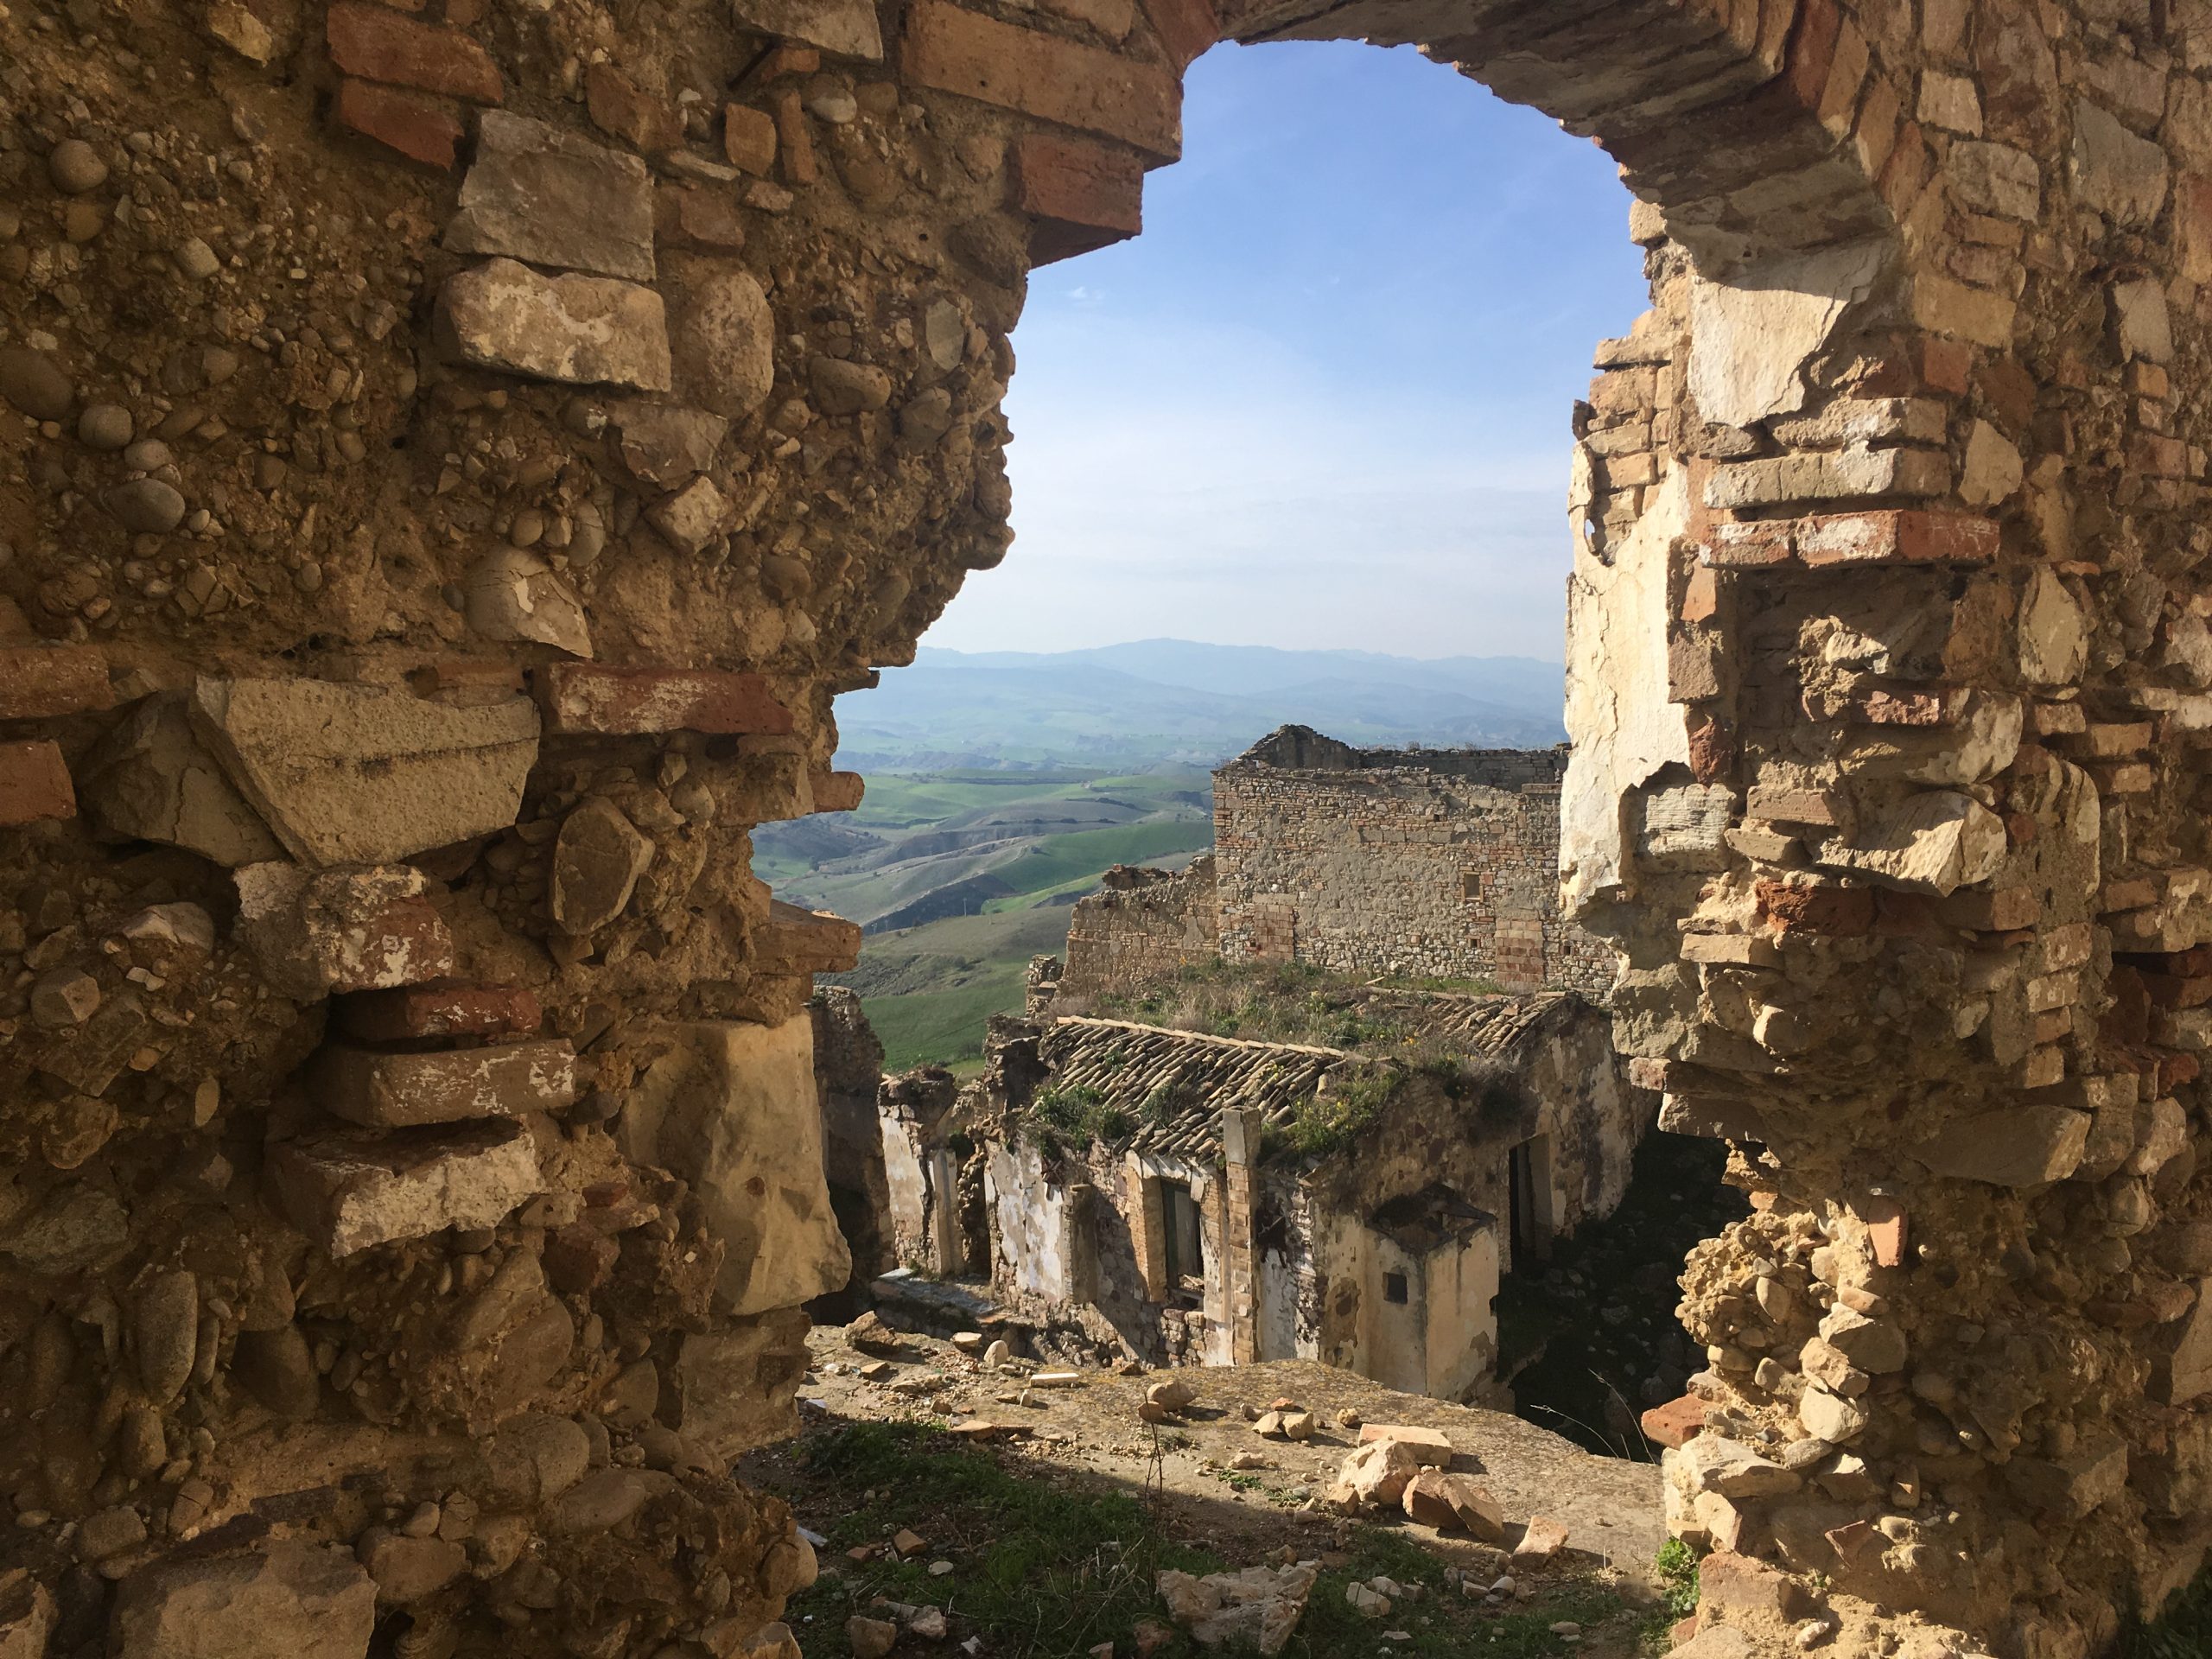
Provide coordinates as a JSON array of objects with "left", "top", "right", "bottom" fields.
[{"left": 1029, "top": 991, "right": 1575, "bottom": 1163}]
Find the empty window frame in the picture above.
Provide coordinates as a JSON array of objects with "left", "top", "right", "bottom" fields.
[{"left": 1160, "top": 1179, "right": 1203, "bottom": 1298}]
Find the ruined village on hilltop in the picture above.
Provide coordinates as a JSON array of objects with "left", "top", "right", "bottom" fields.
[{"left": 4, "top": 1, "right": 2212, "bottom": 1657}]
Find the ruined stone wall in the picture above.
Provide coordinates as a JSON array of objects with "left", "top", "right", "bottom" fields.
[
  {"left": 1056, "top": 855, "right": 1220, "bottom": 1002},
  {"left": 1212, "top": 734, "right": 1610, "bottom": 995},
  {"left": 12, "top": 0, "right": 2212, "bottom": 1650}
]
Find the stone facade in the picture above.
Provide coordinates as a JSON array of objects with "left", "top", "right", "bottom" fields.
[
  {"left": 902, "top": 991, "right": 1647, "bottom": 1402},
  {"left": 9, "top": 0, "right": 2212, "bottom": 1650},
  {"left": 1058, "top": 855, "right": 1221, "bottom": 999},
  {"left": 1214, "top": 726, "right": 1612, "bottom": 996}
]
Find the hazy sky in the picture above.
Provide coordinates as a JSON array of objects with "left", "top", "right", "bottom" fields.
[{"left": 921, "top": 39, "right": 1649, "bottom": 665}]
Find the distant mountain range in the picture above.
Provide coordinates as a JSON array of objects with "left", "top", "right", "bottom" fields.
[{"left": 834, "top": 639, "right": 1568, "bottom": 769}]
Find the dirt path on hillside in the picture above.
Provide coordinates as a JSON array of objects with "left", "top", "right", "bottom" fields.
[{"left": 741, "top": 1322, "right": 1673, "bottom": 1659}]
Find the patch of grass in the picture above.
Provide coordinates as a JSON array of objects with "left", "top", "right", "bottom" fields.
[
  {"left": 1026, "top": 1084, "right": 1131, "bottom": 1153},
  {"left": 861, "top": 976, "right": 1029, "bottom": 1072},
  {"left": 1266, "top": 1066, "right": 1401, "bottom": 1163},
  {"left": 1639, "top": 1539, "right": 1700, "bottom": 1652},
  {"left": 1293, "top": 1527, "right": 1629, "bottom": 1659},
  {"left": 783, "top": 1422, "right": 1221, "bottom": 1658},
  {"left": 2123, "top": 1561, "right": 2212, "bottom": 1658}
]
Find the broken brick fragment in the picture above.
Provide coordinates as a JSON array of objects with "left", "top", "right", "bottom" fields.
[
  {"left": 334, "top": 78, "right": 464, "bottom": 169},
  {"left": 326, "top": 3, "right": 504, "bottom": 103}
]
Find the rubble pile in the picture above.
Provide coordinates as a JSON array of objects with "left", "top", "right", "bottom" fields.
[{"left": 4, "top": 0, "right": 2212, "bottom": 1652}]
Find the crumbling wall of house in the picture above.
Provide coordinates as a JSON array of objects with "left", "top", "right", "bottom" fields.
[
  {"left": 1054, "top": 855, "right": 1220, "bottom": 1005},
  {"left": 810, "top": 987, "right": 891, "bottom": 1307},
  {"left": 1211, "top": 731, "right": 1609, "bottom": 995},
  {"left": 14, "top": 0, "right": 2212, "bottom": 1649}
]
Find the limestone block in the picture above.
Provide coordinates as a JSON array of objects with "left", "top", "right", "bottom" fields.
[
  {"left": 1959, "top": 420, "right": 2023, "bottom": 507},
  {"left": 444, "top": 111, "right": 655, "bottom": 282},
  {"left": 110, "top": 1542, "right": 378, "bottom": 1659},
  {"left": 462, "top": 548, "right": 594, "bottom": 658},
  {"left": 1815, "top": 791, "right": 2005, "bottom": 895},
  {"left": 1910, "top": 1105, "right": 2089, "bottom": 1187},
  {"left": 437, "top": 258, "right": 671, "bottom": 392},
  {"left": 270, "top": 1122, "right": 546, "bottom": 1256},
  {"left": 0, "top": 1574, "right": 54, "bottom": 1659},
  {"left": 189, "top": 677, "right": 539, "bottom": 866},
  {"left": 1817, "top": 1306, "right": 1906, "bottom": 1373},
  {"left": 1948, "top": 139, "right": 2042, "bottom": 219},
  {"left": 1325, "top": 1437, "right": 1421, "bottom": 1510},
  {"left": 612, "top": 401, "right": 729, "bottom": 486},
  {"left": 620, "top": 1018, "right": 850, "bottom": 1315},
  {"left": 1401, "top": 1469, "right": 1504, "bottom": 1540},
  {"left": 1637, "top": 783, "right": 1734, "bottom": 870},
  {"left": 2070, "top": 99, "right": 2170, "bottom": 226},
  {"left": 2154, "top": 1281, "right": 2212, "bottom": 1404},
  {"left": 1679, "top": 1433, "right": 1802, "bottom": 1498},
  {"left": 535, "top": 663, "right": 794, "bottom": 737},
  {"left": 79, "top": 694, "right": 283, "bottom": 866},
  {"left": 1154, "top": 1564, "right": 1316, "bottom": 1656},
  {"left": 2113, "top": 276, "right": 2174, "bottom": 363},
  {"left": 1797, "top": 1384, "right": 1868, "bottom": 1444},
  {"left": 481, "top": 1414, "right": 592, "bottom": 1504},
  {"left": 673, "top": 1307, "right": 813, "bottom": 1461},
  {"left": 235, "top": 863, "right": 456, "bottom": 1001},
  {"left": 2001, "top": 1428, "right": 2128, "bottom": 1518},
  {"left": 1840, "top": 693, "right": 2023, "bottom": 786},
  {"left": 551, "top": 798, "right": 655, "bottom": 934},
  {"left": 313, "top": 1039, "right": 579, "bottom": 1128},
  {"left": 732, "top": 0, "right": 883, "bottom": 60},
  {"left": 1686, "top": 239, "right": 1884, "bottom": 429},
  {"left": 666, "top": 266, "right": 776, "bottom": 420},
  {"left": 2018, "top": 568, "right": 2088, "bottom": 686}
]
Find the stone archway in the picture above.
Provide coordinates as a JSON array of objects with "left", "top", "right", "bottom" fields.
[{"left": 0, "top": 0, "right": 2199, "bottom": 1656}]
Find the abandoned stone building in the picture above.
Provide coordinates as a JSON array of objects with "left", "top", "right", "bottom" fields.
[
  {"left": 873, "top": 988, "right": 1649, "bottom": 1401},
  {"left": 1058, "top": 722, "right": 1614, "bottom": 1004},
  {"left": 6, "top": 0, "right": 2212, "bottom": 1654}
]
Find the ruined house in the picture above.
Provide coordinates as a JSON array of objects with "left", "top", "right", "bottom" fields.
[
  {"left": 877, "top": 989, "right": 1649, "bottom": 1401},
  {"left": 1055, "top": 725, "right": 1613, "bottom": 1008},
  {"left": 5, "top": 0, "right": 2212, "bottom": 1653}
]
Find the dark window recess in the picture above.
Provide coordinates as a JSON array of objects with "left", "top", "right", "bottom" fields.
[
  {"left": 1161, "top": 1180, "right": 1203, "bottom": 1297},
  {"left": 1384, "top": 1271, "right": 1409, "bottom": 1305}
]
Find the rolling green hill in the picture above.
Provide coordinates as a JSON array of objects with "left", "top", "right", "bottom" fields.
[{"left": 766, "top": 769, "right": 1213, "bottom": 1070}]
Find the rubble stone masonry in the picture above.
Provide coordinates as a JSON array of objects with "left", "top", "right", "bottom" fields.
[
  {"left": 1213, "top": 727, "right": 1613, "bottom": 995},
  {"left": 0, "top": 0, "right": 2207, "bottom": 1654}
]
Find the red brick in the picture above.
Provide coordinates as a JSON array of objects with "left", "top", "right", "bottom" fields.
[
  {"left": 334, "top": 79, "right": 464, "bottom": 170},
  {"left": 1139, "top": 0, "right": 1219, "bottom": 67},
  {"left": 1920, "top": 336, "right": 1973, "bottom": 395},
  {"left": 326, "top": 3, "right": 504, "bottom": 104},
  {"left": 1860, "top": 1194, "right": 1907, "bottom": 1267},
  {"left": 312, "top": 1037, "right": 580, "bottom": 1128},
  {"left": 775, "top": 88, "right": 819, "bottom": 186},
  {"left": 750, "top": 43, "right": 820, "bottom": 81},
  {"left": 1015, "top": 131, "right": 1142, "bottom": 264},
  {"left": 903, "top": 0, "right": 1180, "bottom": 160},
  {"left": 1756, "top": 878, "right": 1874, "bottom": 936},
  {"left": 1796, "top": 508, "right": 1999, "bottom": 567},
  {"left": 0, "top": 645, "right": 114, "bottom": 719},
  {"left": 1638, "top": 1393, "right": 1706, "bottom": 1450},
  {"left": 0, "top": 740, "right": 75, "bottom": 826},
  {"left": 535, "top": 662, "right": 793, "bottom": 737},
  {"left": 335, "top": 983, "right": 543, "bottom": 1044},
  {"left": 1703, "top": 518, "right": 1794, "bottom": 568},
  {"left": 810, "top": 770, "right": 865, "bottom": 813},
  {"left": 586, "top": 62, "right": 683, "bottom": 153},
  {"left": 1937, "top": 885, "right": 2035, "bottom": 938},
  {"left": 1781, "top": 0, "right": 1840, "bottom": 113}
]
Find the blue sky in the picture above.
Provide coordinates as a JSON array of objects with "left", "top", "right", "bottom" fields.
[{"left": 922, "top": 39, "right": 1650, "bottom": 665}]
